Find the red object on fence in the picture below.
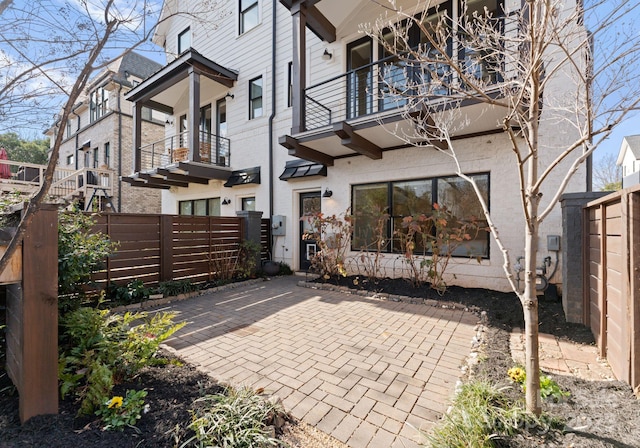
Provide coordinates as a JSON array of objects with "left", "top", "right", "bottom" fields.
[{"left": 0, "top": 147, "right": 11, "bottom": 179}]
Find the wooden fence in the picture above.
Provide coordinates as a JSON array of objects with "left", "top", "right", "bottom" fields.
[
  {"left": 584, "top": 185, "right": 640, "bottom": 389},
  {"left": 90, "top": 213, "right": 246, "bottom": 288}
]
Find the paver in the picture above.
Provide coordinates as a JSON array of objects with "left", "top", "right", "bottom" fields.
[{"left": 159, "top": 276, "right": 477, "bottom": 447}]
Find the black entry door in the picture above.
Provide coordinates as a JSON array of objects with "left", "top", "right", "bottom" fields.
[{"left": 299, "top": 191, "right": 321, "bottom": 270}]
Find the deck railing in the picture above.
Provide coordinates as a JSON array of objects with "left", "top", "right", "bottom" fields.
[{"left": 137, "top": 130, "right": 230, "bottom": 172}]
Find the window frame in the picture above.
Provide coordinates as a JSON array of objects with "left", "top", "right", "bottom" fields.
[
  {"left": 178, "top": 197, "right": 222, "bottom": 216},
  {"left": 239, "top": 0, "right": 259, "bottom": 34},
  {"left": 66, "top": 154, "right": 74, "bottom": 166},
  {"left": 90, "top": 87, "right": 109, "bottom": 123},
  {"left": 351, "top": 172, "right": 490, "bottom": 258},
  {"left": 103, "top": 142, "right": 110, "bottom": 167},
  {"left": 249, "top": 76, "right": 263, "bottom": 119},
  {"left": 241, "top": 197, "right": 256, "bottom": 211},
  {"left": 178, "top": 26, "right": 191, "bottom": 54}
]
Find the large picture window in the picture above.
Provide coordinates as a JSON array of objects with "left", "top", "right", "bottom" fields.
[
  {"left": 179, "top": 198, "right": 221, "bottom": 216},
  {"left": 352, "top": 173, "right": 490, "bottom": 257}
]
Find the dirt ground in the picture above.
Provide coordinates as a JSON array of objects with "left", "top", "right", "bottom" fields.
[{"left": 1, "top": 276, "right": 639, "bottom": 447}]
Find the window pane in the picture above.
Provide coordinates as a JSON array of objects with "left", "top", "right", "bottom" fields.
[
  {"left": 194, "top": 199, "right": 207, "bottom": 216},
  {"left": 250, "top": 77, "right": 263, "bottom": 119},
  {"left": 179, "top": 201, "right": 192, "bottom": 215},
  {"left": 352, "top": 183, "right": 389, "bottom": 250},
  {"left": 391, "top": 179, "right": 433, "bottom": 252},
  {"left": 437, "top": 174, "right": 489, "bottom": 257},
  {"left": 208, "top": 198, "right": 221, "bottom": 216},
  {"left": 178, "top": 27, "right": 191, "bottom": 53},
  {"left": 241, "top": 2, "right": 259, "bottom": 33},
  {"left": 242, "top": 197, "right": 256, "bottom": 211}
]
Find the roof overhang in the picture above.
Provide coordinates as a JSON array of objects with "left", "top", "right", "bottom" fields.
[
  {"left": 123, "top": 161, "right": 232, "bottom": 189},
  {"left": 279, "top": 159, "right": 327, "bottom": 180}
]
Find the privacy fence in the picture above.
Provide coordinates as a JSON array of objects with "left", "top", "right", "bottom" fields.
[
  {"left": 584, "top": 185, "right": 640, "bottom": 389},
  {"left": 89, "top": 212, "right": 272, "bottom": 289}
]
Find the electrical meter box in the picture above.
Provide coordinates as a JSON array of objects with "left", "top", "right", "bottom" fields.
[
  {"left": 271, "top": 215, "right": 286, "bottom": 236},
  {"left": 547, "top": 235, "right": 560, "bottom": 251}
]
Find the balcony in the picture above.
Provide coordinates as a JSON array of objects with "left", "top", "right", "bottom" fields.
[
  {"left": 281, "top": 52, "right": 506, "bottom": 166},
  {"left": 122, "top": 131, "right": 231, "bottom": 189}
]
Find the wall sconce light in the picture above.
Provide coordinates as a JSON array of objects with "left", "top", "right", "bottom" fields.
[
  {"left": 225, "top": 92, "right": 234, "bottom": 100},
  {"left": 322, "top": 188, "right": 333, "bottom": 198},
  {"left": 165, "top": 119, "right": 173, "bottom": 125},
  {"left": 222, "top": 197, "right": 231, "bottom": 205},
  {"left": 322, "top": 48, "right": 332, "bottom": 61}
]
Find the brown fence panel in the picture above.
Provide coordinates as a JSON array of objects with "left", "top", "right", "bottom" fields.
[
  {"left": 89, "top": 213, "right": 243, "bottom": 289},
  {"left": 584, "top": 186, "right": 640, "bottom": 390}
]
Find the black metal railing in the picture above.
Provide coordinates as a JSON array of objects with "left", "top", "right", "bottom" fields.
[
  {"left": 303, "top": 49, "right": 500, "bottom": 131},
  {"left": 137, "top": 131, "right": 230, "bottom": 172}
]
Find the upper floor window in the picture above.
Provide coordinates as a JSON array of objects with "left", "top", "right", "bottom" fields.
[
  {"left": 249, "top": 76, "right": 263, "bottom": 119},
  {"left": 287, "top": 62, "right": 293, "bottom": 108},
  {"left": 104, "top": 142, "right": 110, "bottom": 167},
  {"left": 66, "top": 154, "right": 74, "bottom": 166},
  {"left": 90, "top": 87, "right": 109, "bottom": 122},
  {"left": 66, "top": 120, "right": 72, "bottom": 138},
  {"left": 240, "top": 0, "right": 259, "bottom": 34},
  {"left": 178, "top": 27, "right": 191, "bottom": 54},
  {"left": 93, "top": 147, "right": 99, "bottom": 168}
]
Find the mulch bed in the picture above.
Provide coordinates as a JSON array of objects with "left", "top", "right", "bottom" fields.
[{"left": 0, "top": 275, "right": 638, "bottom": 447}]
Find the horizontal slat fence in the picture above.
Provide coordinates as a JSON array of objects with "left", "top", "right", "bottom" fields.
[
  {"left": 90, "top": 213, "right": 244, "bottom": 289},
  {"left": 261, "top": 218, "right": 272, "bottom": 260}
]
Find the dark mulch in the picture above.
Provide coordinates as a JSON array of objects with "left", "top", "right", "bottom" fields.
[{"left": 0, "top": 275, "right": 638, "bottom": 447}]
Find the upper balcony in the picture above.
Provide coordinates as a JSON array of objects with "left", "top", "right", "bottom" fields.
[
  {"left": 125, "top": 49, "right": 238, "bottom": 188},
  {"left": 122, "top": 130, "right": 231, "bottom": 189},
  {"left": 279, "top": 0, "right": 508, "bottom": 166}
]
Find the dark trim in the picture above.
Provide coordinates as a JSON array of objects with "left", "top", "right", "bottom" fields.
[
  {"left": 333, "top": 121, "right": 382, "bottom": 159},
  {"left": 279, "top": 159, "right": 327, "bottom": 181},
  {"left": 224, "top": 166, "right": 261, "bottom": 187},
  {"left": 279, "top": 0, "right": 336, "bottom": 43},
  {"left": 278, "top": 135, "right": 334, "bottom": 166}
]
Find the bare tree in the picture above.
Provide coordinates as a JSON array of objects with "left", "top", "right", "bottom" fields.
[
  {"left": 593, "top": 151, "right": 622, "bottom": 191},
  {"left": 367, "top": 0, "right": 640, "bottom": 413},
  {"left": 0, "top": 0, "right": 222, "bottom": 281}
]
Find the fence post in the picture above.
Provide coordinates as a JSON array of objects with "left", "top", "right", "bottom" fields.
[
  {"left": 560, "top": 192, "right": 608, "bottom": 323},
  {"left": 6, "top": 204, "right": 58, "bottom": 423},
  {"left": 160, "top": 215, "right": 173, "bottom": 282},
  {"left": 236, "top": 210, "right": 263, "bottom": 272}
]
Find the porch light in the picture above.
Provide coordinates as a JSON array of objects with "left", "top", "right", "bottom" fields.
[
  {"left": 225, "top": 92, "right": 235, "bottom": 100},
  {"left": 322, "top": 188, "right": 333, "bottom": 198},
  {"left": 321, "top": 48, "right": 332, "bottom": 60}
]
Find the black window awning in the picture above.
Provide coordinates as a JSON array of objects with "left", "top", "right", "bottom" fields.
[
  {"left": 224, "top": 166, "right": 261, "bottom": 187},
  {"left": 279, "top": 159, "right": 327, "bottom": 181}
]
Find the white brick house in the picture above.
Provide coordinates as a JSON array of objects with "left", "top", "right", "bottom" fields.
[{"left": 125, "top": 0, "right": 590, "bottom": 292}]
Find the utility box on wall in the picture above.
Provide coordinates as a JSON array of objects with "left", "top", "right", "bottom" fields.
[{"left": 271, "top": 215, "right": 286, "bottom": 236}]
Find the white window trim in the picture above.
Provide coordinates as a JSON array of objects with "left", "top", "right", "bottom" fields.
[{"left": 237, "top": 0, "right": 261, "bottom": 36}]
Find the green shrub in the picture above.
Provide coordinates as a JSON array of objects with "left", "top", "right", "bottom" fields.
[
  {"left": 105, "top": 279, "right": 151, "bottom": 306},
  {"left": 95, "top": 389, "right": 149, "bottom": 431},
  {"left": 59, "top": 307, "right": 185, "bottom": 415},
  {"left": 277, "top": 262, "right": 293, "bottom": 275},
  {"left": 180, "top": 386, "right": 283, "bottom": 448},
  {"left": 158, "top": 280, "right": 198, "bottom": 297}
]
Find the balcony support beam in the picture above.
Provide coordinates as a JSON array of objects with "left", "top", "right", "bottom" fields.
[
  {"left": 132, "top": 102, "right": 142, "bottom": 172},
  {"left": 188, "top": 68, "right": 201, "bottom": 162},
  {"left": 291, "top": 1, "right": 307, "bottom": 134},
  {"left": 279, "top": 135, "right": 334, "bottom": 166},
  {"left": 333, "top": 122, "right": 382, "bottom": 160}
]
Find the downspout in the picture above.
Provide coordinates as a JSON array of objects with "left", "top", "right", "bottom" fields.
[
  {"left": 117, "top": 83, "right": 123, "bottom": 212},
  {"left": 268, "top": 0, "right": 277, "bottom": 219}
]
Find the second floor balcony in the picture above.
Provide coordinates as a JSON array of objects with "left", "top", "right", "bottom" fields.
[{"left": 123, "top": 130, "right": 231, "bottom": 189}]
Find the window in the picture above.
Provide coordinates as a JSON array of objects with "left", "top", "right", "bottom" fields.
[
  {"left": 141, "top": 106, "right": 153, "bottom": 121},
  {"left": 249, "top": 76, "right": 263, "bottom": 119},
  {"left": 92, "top": 148, "right": 99, "bottom": 168},
  {"left": 66, "top": 120, "right": 72, "bottom": 138},
  {"left": 104, "top": 142, "right": 110, "bottom": 167},
  {"left": 287, "top": 62, "right": 293, "bottom": 108},
  {"left": 90, "top": 87, "right": 109, "bottom": 122},
  {"left": 178, "top": 27, "right": 191, "bottom": 54},
  {"left": 242, "top": 197, "right": 256, "bottom": 211},
  {"left": 352, "top": 173, "right": 490, "bottom": 257},
  {"left": 240, "top": 0, "right": 259, "bottom": 34},
  {"left": 66, "top": 154, "right": 74, "bottom": 166},
  {"left": 178, "top": 198, "right": 221, "bottom": 216}
]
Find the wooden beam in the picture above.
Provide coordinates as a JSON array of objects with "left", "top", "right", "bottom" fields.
[
  {"left": 306, "top": 4, "right": 336, "bottom": 43},
  {"left": 279, "top": 135, "right": 334, "bottom": 166},
  {"left": 141, "top": 99, "right": 174, "bottom": 115},
  {"left": 156, "top": 168, "right": 210, "bottom": 184},
  {"left": 139, "top": 173, "right": 188, "bottom": 188},
  {"left": 333, "top": 122, "right": 382, "bottom": 160},
  {"left": 121, "top": 176, "right": 170, "bottom": 189}
]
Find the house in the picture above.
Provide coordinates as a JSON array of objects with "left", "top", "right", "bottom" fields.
[
  {"left": 45, "top": 52, "right": 164, "bottom": 213},
  {"left": 125, "top": 0, "right": 589, "bottom": 292},
  {"left": 617, "top": 135, "right": 640, "bottom": 188}
]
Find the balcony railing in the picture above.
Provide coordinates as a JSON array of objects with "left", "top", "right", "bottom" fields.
[
  {"left": 137, "top": 131, "right": 230, "bottom": 172},
  {"left": 303, "top": 50, "right": 500, "bottom": 131}
]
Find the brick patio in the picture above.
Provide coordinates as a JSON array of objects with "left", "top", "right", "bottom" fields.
[{"left": 158, "top": 275, "right": 478, "bottom": 447}]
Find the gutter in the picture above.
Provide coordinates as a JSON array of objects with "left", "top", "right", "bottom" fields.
[
  {"left": 117, "top": 83, "right": 123, "bottom": 212},
  {"left": 268, "top": 0, "right": 277, "bottom": 218}
]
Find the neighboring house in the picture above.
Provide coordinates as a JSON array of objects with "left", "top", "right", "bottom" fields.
[
  {"left": 125, "top": 0, "right": 589, "bottom": 292},
  {"left": 617, "top": 135, "right": 640, "bottom": 188},
  {"left": 45, "top": 52, "right": 164, "bottom": 213}
]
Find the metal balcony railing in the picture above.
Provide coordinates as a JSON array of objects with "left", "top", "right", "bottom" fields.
[
  {"left": 303, "top": 50, "right": 500, "bottom": 131},
  {"left": 137, "top": 130, "right": 230, "bottom": 172}
]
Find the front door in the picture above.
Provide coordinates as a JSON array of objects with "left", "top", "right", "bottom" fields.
[{"left": 299, "top": 191, "right": 321, "bottom": 270}]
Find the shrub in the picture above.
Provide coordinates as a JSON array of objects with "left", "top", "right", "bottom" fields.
[
  {"left": 180, "top": 387, "right": 283, "bottom": 448},
  {"left": 59, "top": 308, "right": 185, "bottom": 415},
  {"left": 303, "top": 210, "right": 354, "bottom": 278},
  {"left": 95, "top": 389, "right": 149, "bottom": 431},
  {"left": 105, "top": 279, "right": 151, "bottom": 306},
  {"left": 157, "top": 279, "right": 198, "bottom": 297}
]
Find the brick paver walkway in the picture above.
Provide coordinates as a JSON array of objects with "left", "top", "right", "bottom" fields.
[{"left": 159, "top": 276, "right": 478, "bottom": 447}]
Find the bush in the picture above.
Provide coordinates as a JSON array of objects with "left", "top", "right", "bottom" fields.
[
  {"left": 180, "top": 387, "right": 283, "bottom": 448},
  {"left": 58, "top": 308, "right": 185, "bottom": 416},
  {"left": 105, "top": 279, "right": 151, "bottom": 306},
  {"left": 157, "top": 280, "right": 199, "bottom": 297}
]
